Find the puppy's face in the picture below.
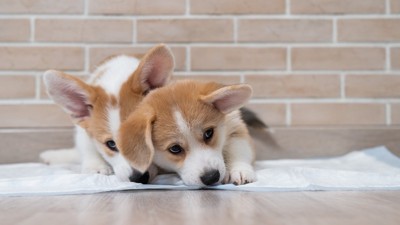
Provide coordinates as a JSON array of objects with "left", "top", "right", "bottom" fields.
[
  {"left": 44, "top": 44, "right": 175, "bottom": 182},
  {"left": 152, "top": 91, "right": 227, "bottom": 186},
  {"left": 119, "top": 81, "right": 252, "bottom": 186}
]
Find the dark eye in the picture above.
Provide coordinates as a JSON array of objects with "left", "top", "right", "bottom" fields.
[
  {"left": 105, "top": 140, "right": 118, "bottom": 152},
  {"left": 169, "top": 144, "right": 184, "bottom": 155},
  {"left": 203, "top": 128, "right": 214, "bottom": 142}
]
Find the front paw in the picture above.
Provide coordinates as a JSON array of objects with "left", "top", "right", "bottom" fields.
[
  {"left": 40, "top": 150, "right": 68, "bottom": 165},
  {"left": 82, "top": 161, "right": 113, "bottom": 175},
  {"left": 40, "top": 149, "right": 79, "bottom": 165},
  {"left": 224, "top": 163, "right": 256, "bottom": 185}
]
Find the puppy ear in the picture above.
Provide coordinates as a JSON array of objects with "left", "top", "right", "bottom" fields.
[
  {"left": 43, "top": 70, "right": 94, "bottom": 122},
  {"left": 201, "top": 84, "right": 253, "bottom": 114},
  {"left": 118, "top": 107, "right": 155, "bottom": 173},
  {"left": 132, "top": 44, "right": 175, "bottom": 93}
]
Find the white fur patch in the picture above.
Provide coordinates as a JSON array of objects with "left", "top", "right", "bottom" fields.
[
  {"left": 179, "top": 148, "right": 226, "bottom": 186},
  {"left": 82, "top": 55, "right": 139, "bottom": 181},
  {"left": 174, "top": 110, "right": 190, "bottom": 136},
  {"left": 171, "top": 110, "right": 226, "bottom": 186},
  {"left": 89, "top": 55, "right": 140, "bottom": 96},
  {"left": 107, "top": 154, "right": 134, "bottom": 182},
  {"left": 173, "top": 110, "right": 197, "bottom": 146},
  {"left": 108, "top": 108, "right": 121, "bottom": 139}
]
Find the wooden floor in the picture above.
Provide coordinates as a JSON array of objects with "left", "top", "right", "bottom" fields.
[
  {"left": 2, "top": 126, "right": 399, "bottom": 224},
  {"left": 1, "top": 190, "right": 399, "bottom": 225}
]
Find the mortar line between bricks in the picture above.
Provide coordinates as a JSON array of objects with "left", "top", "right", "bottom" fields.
[
  {"left": 186, "top": 46, "right": 191, "bottom": 72},
  {"left": 332, "top": 18, "right": 337, "bottom": 43},
  {"left": 286, "top": 103, "right": 291, "bottom": 126},
  {"left": 249, "top": 99, "right": 400, "bottom": 104},
  {"left": 35, "top": 74, "right": 41, "bottom": 100},
  {"left": 286, "top": 0, "right": 291, "bottom": 15},
  {"left": 340, "top": 73, "right": 346, "bottom": 99},
  {"left": 286, "top": 47, "right": 292, "bottom": 72},
  {"left": 185, "top": 0, "right": 190, "bottom": 16},
  {"left": 0, "top": 42, "right": 398, "bottom": 47},
  {"left": 233, "top": 17, "right": 238, "bottom": 43},
  {"left": 386, "top": 46, "right": 391, "bottom": 71},
  {"left": 84, "top": 46, "right": 89, "bottom": 73},
  {"left": 1, "top": 98, "right": 400, "bottom": 105},
  {"left": 30, "top": 16, "right": 35, "bottom": 42},
  {"left": 3, "top": 14, "right": 400, "bottom": 19},
  {"left": 386, "top": 103, "right": 392, "bottom": 125},
  {"left": 386, "top": 0, "right": 391, "bottom": 14},
  {"left": 84, "top": 0, "right": 89, "bottom": 16},
  {"left": 132, "top": 18, "right": 137, "bottom": 43},
  {"left": 1, "top": 70, "right": 399, "bottom": 75}
]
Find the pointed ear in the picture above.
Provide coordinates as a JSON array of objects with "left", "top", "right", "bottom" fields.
[
  {"left": 133, "top": 44, "right": 175, "bottom": 93},
  {"left": 118, "top": 107, "right": 155, "bottom": 173},
  {"left": 201, "top": 84, "right": 253, "bottom": 114},
  {"left": 43, "top": 70, "right": 94, "bottom": 122}
]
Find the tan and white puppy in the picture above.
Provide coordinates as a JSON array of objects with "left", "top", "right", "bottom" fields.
[
  {"left": 41, "top": 44, "right": 175, "bottom": 183},
  {"left": 118, "top": 80, "right": 256, "bottom": 186}
]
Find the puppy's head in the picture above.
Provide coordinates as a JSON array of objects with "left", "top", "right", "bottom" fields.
[
  {"left": 43, "top": 44, "right": 175, "bottom": 183},
  {"left": 119, "top": 81, "right": 252, "bottom": 186}
]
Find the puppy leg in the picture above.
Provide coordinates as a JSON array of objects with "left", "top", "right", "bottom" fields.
[
  {"left": 223, "top": 137, "right": 256, "bottom": 185},
  {"left": 76, "top": 127, "right": 113, "bottom": 175},
  {"left": 40, "top": 148, "right": 80, "bottom": 164}
]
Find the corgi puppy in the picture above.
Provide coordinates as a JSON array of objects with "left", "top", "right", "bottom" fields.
[
  {"left": 118, "top": 80, "right": 256, "bottom": 186},
  {"left": 41, "top": 44, "right": 175, "bottom": 183}
]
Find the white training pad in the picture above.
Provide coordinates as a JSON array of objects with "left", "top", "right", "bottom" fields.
[{"left": 1, "top": 146, "right": 400, "bottom": 196}]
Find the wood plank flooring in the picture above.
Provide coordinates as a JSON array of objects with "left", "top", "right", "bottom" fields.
[{"left": 1, "top": 190, "right": 399, "bottom": 225}]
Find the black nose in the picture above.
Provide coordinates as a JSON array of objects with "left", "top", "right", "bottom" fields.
[
  {"left": 200, "top": 170, "right": 220, "bottom": 186},
  {"left": 129, "top": 171, "right": 149, "bottom": 184}
]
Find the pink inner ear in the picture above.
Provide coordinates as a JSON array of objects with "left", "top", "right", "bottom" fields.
[
  {"left": 142, "top": 59, "right": 169, "bottom": 88},
  {"left": 213, "top": 92, "right": 250, "bottom": 114},
  {"left": 204, "top": 85, "right": 252, "bottom": 114},
  {"left": 60, "top": 86, "right": 91, "bottom": 119},
  {"left": 45, "top": 73, "right": 91, "bottom": 120},
  {"left": 140, "top": 46, "right": 174, "bottom": 91}
]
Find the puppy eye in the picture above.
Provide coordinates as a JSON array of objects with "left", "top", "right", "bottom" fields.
[
  {"left": 169, "top": 144, "right": 184, "bottom": 155},
  {"left": 105, "top": 140, "right": 118, "bottom": 152},
  {"left": 203, "top": 128, "right": 214, "bottom": 142}
]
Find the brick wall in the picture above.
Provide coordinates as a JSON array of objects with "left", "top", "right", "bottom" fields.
[{"left": 0, "top": 0, "right": 399, "bottom": 128}]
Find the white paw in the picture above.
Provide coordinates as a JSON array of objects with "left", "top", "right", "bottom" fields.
[
  {"left": 82, "top": 161, "right": 114, "bottom": 175},
  {"left": 224, "top": 163, "right": 256, "bottom": 185},
  {"left": 40, "top": 149, "right": 75, "bottom": 165}
]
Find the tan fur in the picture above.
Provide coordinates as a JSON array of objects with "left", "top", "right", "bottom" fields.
[
  {"left": 119, "top": 80, "right": 255, "bottom": 185},
  {"left": 119, "top": 105, "right": 156, "bottom": 172},
  {"left": 79, "top": 86, "right": 114, "bottom": 155},
  {"left": 119, "top": 81, "right": 226, "bottom": 168},
  {"left": 76, "top": 45, "right": 173, "bottom": 158}
]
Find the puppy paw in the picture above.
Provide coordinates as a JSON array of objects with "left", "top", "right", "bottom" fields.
[
  {"left": 224, "top": 163, "right": 256, "bottom": 185},
  {"left": 40, "top": 149, "right": 71, "bottom": 165},
  {"left": 82, "top": 161, "right": 113, "bottom": 175},
  {"left": 40, "top": 149, "right": 80, "bottom": 165}
]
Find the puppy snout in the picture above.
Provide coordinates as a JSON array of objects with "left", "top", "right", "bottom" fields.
[
  {"left": 129, "top": 171, "right": 150, "bottom": 184},
  {"left": 200, "top": 169, "right": 220, "bottom": 186}
]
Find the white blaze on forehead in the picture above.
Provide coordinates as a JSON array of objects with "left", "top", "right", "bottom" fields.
[
  {"left": 174, "top": 109, "right": 190, "bottom": 135},
  {"left": 173, "top": 109, "right": 199, "bottom": 147},
  {"left": 108, "top": 107, "right": 121, "bottom": 138},
  {"left": 89, "top": 55, "right": 140, "bottom": 96}
]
